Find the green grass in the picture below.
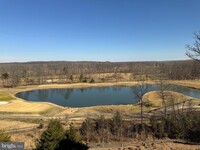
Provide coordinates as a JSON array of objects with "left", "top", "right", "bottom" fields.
[{"left": 0, "top": 93, "right": 13, "bottom": 101}]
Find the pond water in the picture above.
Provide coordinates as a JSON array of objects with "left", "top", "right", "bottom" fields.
[{"left": 16, "top": 85, "right": 200, "bottom": 107}]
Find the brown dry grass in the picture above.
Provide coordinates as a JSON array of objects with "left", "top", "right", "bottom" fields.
[
  {"left": 170, "top": 80, "right": 200, "bottom": 89},
  {"left": 10, "top": 130, "right": 41, "bottom": 149},
  {"left": 143, "top": 91, "right": 200, "bottom": 107},
  {"left": 9, "top": 129, "right": 200, "bottom": 150},
  {"left": 0, "top": 120, "right": 38, "bottom": 130},
  {"left": 89, "top": 140, "right": 200, "bottom": 150},
  {"left": 0, "top": 99, "right": 64, "bottom": 115},
  {"left": 93, "top": 104, "right": 152, "bottom": 114}
]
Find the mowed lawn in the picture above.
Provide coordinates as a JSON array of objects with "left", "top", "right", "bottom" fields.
[
  {"left": 0, "top": 93, "right": 14, "bottom": 101},
  {"left": 0, "top": 99, "right": 64, "bottom": 115}
]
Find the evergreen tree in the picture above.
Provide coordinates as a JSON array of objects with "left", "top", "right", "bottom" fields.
[
  {"left": 70, "top": 74, "right": 73, "bottom": 82},
  {"left": 65, "top": 123, "right": 82, "bottom": 142},
  {"left": 35, "top": 120, "right": 65, "bottom": 150},
  {"left": 1, "top": 72, "right": 9, "bottom": 87},
  {"left": 111, "top": 111, "right": 123, "bottom": 137},
  {"left": 56, "top": 123, "right": 89, "bottom": 150},
  {"left": 79, "top": 74, "right": 83, "bottom": 82}
]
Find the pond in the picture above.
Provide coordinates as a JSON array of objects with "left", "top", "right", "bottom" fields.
[{"left": 16, "top": 85, "right": 200, "bottom": 107}]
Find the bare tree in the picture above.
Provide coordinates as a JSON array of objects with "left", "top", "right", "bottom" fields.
[
  {"left": 111, "top": 111, "right": 123, "bottom": 141},
  {"left": 133, "top": 76, "right": 148, "bottom": 125},
  {"left": 186, "top": 32, "right": 200, "bottom": 61},
  {"left": 158, "top": 79, "right": 169, "bottom": 118},
  {"left": 80, "top": 117, "right": 94, "bottom": 143},
  {"left": 1, "top": 72, "right": 9, "bottom": 87},
  {"left": 10, "top": 67, "right": 20, "bottom": 87},
  {"left": 63, "top": 66, "right": 68, "bottom": 82}
]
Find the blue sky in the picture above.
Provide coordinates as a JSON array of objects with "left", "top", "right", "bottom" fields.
[{"left": 0, "top": 0, "right": 200, "bottom": 62}]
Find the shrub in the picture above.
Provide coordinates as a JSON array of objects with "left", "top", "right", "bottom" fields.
[{"left": 184, "top": 114, "right": 200, "bottom": 142}]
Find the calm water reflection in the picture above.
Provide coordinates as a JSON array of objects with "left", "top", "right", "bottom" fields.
[{"left": 16, "top": 85, "right": 200, "bottom": 107}]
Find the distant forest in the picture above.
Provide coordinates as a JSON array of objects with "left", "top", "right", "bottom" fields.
[{"left": 0, "top": 60, "right": 199, "bottom": 87}]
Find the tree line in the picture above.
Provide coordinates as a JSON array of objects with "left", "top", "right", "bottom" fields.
[{"left": 1, "top": 60, "right": 200, "bottom": 87}]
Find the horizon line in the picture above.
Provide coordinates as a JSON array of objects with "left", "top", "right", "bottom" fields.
[{"left": 0, "top": 59, "right": 192, "bottom": 64}]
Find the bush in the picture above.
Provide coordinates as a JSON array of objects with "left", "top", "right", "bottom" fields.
[
  {"left": 186, "top": 126, "right": 200, "bottom": 142},
  {"left": 150, "top": 116, "right": 167, "bottom": 139},
  {"left": 184, "top": 114, "right": 200, "bottom": 142}
]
